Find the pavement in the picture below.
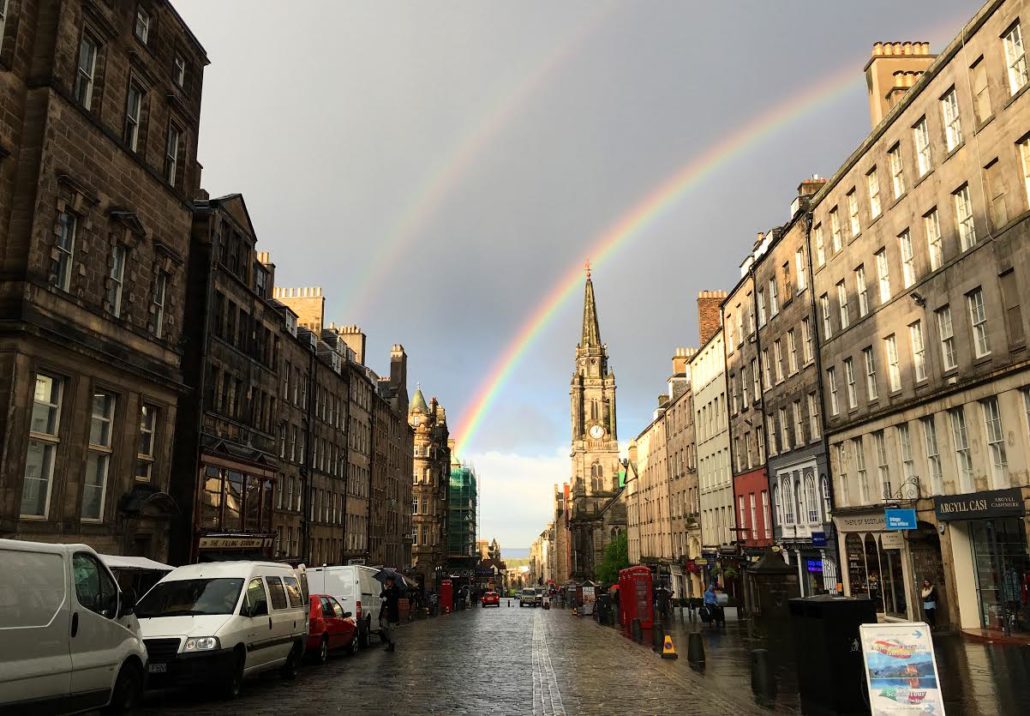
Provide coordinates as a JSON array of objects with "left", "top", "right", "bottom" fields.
[{"left": 138, "top": 604, "right": 768, "bottom": 715}]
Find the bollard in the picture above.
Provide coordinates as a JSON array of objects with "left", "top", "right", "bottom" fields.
[
  {"left": 751, "top": 648, "right": 776, "bottom": 700},
  {"left": 687, "top": 631, "right": 705, "bottom": 665},
  {"left": 631, "top": 618, "right": 643, "bottom": 644},
  {"left": 653, "top": 622, "right": 665, "bottom": 652}
]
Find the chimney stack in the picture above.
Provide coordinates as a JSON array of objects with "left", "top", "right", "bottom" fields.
[
  {"left": 671, "top": 346, "right": 696, "bottom": 376},
  {"left": 865, "top": 41, "right": 935, "bottom": 127},
  {"left": 697, "top": 290, "right": 728, "bottom": 346},
  {"left": 337, "top": 324, "right": 366, "bottom": 365}
]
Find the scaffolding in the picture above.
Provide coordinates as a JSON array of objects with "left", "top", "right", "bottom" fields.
[{"left": 447, "top": 462, "right": 478, "bottom": 565}]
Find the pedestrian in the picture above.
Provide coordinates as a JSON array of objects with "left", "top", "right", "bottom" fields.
[
  {"left": 921, "top": 578, "right": 938, "bottom": 629},
  {"left": 379, "top": 577, "right": 402, "bottom": 652},
  {"left": 703, "top": 583, "right": 723, "bottom": 627}
]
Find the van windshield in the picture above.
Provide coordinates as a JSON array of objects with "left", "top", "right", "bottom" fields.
[{"left": 135, "top": 578, "right": 244, "bottom": 618}]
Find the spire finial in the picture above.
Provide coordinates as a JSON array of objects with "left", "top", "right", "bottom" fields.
[{"left": 585, "top": 259, "right": 591, "bottom": 279}]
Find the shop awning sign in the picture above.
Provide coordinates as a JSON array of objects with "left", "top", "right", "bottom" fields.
[
  {"left": 933, "top": 487, "right": 1025, "bottom": 522},
  {"left": 884, "top": 508, "right": 917, "bottom": 530}
]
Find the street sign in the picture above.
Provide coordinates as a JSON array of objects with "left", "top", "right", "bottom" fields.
[
  {"left": 811, "top": 531, "right": 827, "bottom": 547},
  {"left": 884, "top": 508, "right": 917, "bottom": 531},
  {"left": 859, "top": 622, "right": 944, "bottom": 715}
]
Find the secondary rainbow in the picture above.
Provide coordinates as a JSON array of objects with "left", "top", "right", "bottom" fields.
[
  {"left": 452, "top": 61, "right": 868, "bottom": 455},
  {"left": 342, "top": 4, "right": 621, "bottom": 317}
]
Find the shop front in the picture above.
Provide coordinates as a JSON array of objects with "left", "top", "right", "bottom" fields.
[
  {"left": 834, "top": 511, "right": 914, "bottom": 620},
  {"left": 935, "top": 488, "right": 1029, "bottom": 633},
  {"left": 193, "top": 457, "right": 277, "bottom": 562}
]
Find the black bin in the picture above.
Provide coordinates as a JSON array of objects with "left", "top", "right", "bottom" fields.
[{"left": 789, "top": 595, "right": 876, "bottom": 715}]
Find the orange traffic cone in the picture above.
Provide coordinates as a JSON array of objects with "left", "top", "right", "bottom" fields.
[{"left": 661, "top": 633, "right": 678, "bottom": 660}]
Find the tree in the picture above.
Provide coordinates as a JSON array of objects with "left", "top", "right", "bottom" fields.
[{"left": 595, "top": 531, "right": 629, "bottom": 584}]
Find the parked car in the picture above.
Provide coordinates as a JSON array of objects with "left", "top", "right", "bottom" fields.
[
  {"left": 0, "top": 539, "right": 147, "bottom": 714},
  {"left": 307, "top": 565, "right": 383, "bottom": 648},
  {"left": 481, "top": 591, "right": 500, "bottom": 607},
  {"left": 135, "top": 561, "right": 307, "bottom": 698},
  {"left": 520, "top": 588, "right": 541, "bottom": 607},
  {"left": 307, "top": 594, "right": 357, "bottom": 663}
]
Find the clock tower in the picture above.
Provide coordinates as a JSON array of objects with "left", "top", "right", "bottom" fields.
[{"left": 568, "top": 264, "right": 622, "bottom": 578}]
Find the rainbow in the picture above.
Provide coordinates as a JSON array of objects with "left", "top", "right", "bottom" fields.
[
  {"left": 452, "top": 62, "right": 867, "bottom": 455},
  {"left": 342, "top": 3, "right": 622, "bottom": 318}
]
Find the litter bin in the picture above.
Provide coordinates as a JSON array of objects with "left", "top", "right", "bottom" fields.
[{"left": 789, "top": 595, "right": 876, "bottom": 716}]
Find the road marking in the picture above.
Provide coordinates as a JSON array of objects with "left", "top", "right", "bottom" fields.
[{"left": 532, "top": 611, "right": 566, "bottom": 716}]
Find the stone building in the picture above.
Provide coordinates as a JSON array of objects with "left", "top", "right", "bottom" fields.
[
  {"left": 665, "top": 349, "right": 702, "bottom": 598},
  {"left": 568, "top": 267, "right": 626, "bottom": 579},
  {"left": 371, "top": 346, "right": 413, "bottom": 569},
  {"left": 409, "top": 387, "right": 451, "bottom": 586},
  {"left": 690, "top": 293, "right": 736, "bottom": 586},
  {"left": 814, "top": 0, "right": 1030, "bottom": 631},
  {"left": 0, "top": 0, "right": 206, "bottom": 560}
]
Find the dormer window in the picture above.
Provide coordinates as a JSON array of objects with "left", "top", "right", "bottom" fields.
[{"left": 135, "top": 7, "right": 150, "bottom": 45}]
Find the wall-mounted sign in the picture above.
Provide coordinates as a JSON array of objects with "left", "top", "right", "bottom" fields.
[
  {"left": 934, "top": 487, "right": 1025, "bottom": 522},
  {"left": 806, "top": 559, "right": 823, "bottom": 573},
  {"left": 880, "top": 532, "right": 904, "bottom": 550},
  {"left": 859, "top": 622, "right": 944, "bottom": 715},
  {"left": 885, "top": 508, "right": 917, "bottom": 531},
  {"left": 811, "top": 531, "right": 827, "bottom": 547},
  {"left": 198, "top": 535, "right": 273, "bottom": 550},
  {"left": 834, "top": 512, "right": 887, "bottom": 532}
]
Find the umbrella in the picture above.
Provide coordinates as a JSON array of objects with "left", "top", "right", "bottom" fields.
[{"left": 374, "top": 568, "right": 408, "bottom": 590}]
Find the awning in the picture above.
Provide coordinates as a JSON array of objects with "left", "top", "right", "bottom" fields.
[{"left": 99, "top": 554, "right": 174, "bottom": 572}]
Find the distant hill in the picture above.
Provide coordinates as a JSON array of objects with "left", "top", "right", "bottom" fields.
[{"left": 503, "top": 547, "right": 530, "bottom": 560}]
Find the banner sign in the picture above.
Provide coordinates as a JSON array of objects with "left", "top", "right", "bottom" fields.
[
  {"left": 859, "top": 622, "right": 945, "bottom": 715},
  {"left": 885, "top": 508, "right": 917, "bottom": 530},
  {"left": 934, "top": 487, "right": 1025, "bottom": 522}
]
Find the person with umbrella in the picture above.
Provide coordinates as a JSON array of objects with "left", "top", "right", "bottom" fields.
[{"left": 376, "top": 569, "right": 404, "bottom": 652}]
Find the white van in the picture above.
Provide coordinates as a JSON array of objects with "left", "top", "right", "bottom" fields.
[
  {"left": 135, "top": 561, "right": 307, "bottom": 698},
  {"left": 307, "top": 565, "right": 382, "bottom": 647},
  {"left": 0, "top": 539, "right": 147, "bottom": 714}
]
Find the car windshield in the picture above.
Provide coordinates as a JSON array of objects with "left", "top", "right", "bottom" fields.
[{"left": 135, "top": 578, "right": 244, "bottom": 618}]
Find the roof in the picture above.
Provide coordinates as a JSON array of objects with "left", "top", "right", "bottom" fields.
[
  {"left": 410, "top": 387, "right": 428, "bottom": 414},
  {"left": 99, "top": 555, "right": 174, "bottom": 572}
]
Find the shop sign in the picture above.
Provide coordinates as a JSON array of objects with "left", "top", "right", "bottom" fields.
[
  {"left": 879, "top": 532, "right": 904, "bottom": 550},
  {"left": 835, "top": 513, "right": 887, "bottom": 533},
  {"left": 933, "top": 487, "right": 1025, "bottom": 522},
  {"left": 884, "top": 508, "right": 917, "bottom": 531},
  {"left": 198, "top": 535, "right": 272, "bottom": 550},
  {"left": 805, "top": 559, "right": 823, "bottom": 573},
  {"left": 859, "top": 622, "right": 944, "bottom": 715},
  {"left": 811, "top": 531, "right": 827, "bottom": 547}
]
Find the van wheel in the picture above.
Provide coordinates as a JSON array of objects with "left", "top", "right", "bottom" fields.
[
  {"left": 222, "top": 651, "right": 245, "bottom": 699},
  {"left": 358, "top": 618, "right": 370, "bottom": 648},
  {"left": 280, "top": 642, "right": 302, "bottom": 680},
  {"left": 347, "top": 636, "right": 358, "bottom": 656},
  {"left": 317, "top": 635, "right": 330, "bottom": 665},
  {"left": 102, "top": 662, "right": 142, "bottom": 714}
]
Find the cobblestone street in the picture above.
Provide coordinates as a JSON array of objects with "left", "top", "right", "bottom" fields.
[{"left": 139, "top": 605, "right": 766, "bottom": 716}]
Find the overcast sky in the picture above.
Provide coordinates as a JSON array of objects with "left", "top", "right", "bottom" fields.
[{"left": 174, "top": 0, "right": 975, "bottom": 551}]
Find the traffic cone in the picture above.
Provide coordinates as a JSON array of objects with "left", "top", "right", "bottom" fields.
[{"left": 661, "top": 633, "right": 678, "bottom": 660}]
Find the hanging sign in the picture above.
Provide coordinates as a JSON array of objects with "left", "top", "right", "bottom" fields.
[
  {"left": 885, "top": 508, "right": 917, "bottom": 531},
  {"left": 859, "top": 622, "right": 945, "bottom": 715}
]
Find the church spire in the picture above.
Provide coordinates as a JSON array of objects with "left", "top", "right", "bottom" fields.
[{"left": 581, "top": 261, "right": 601, "bottom": 348}]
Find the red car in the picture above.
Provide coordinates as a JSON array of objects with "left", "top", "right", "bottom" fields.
[
  {"left": 481, "top": 591, "right": 500, "bottom": 607},
  {"left": 307, "top": 594, "right": 358, "bottom": 664}
]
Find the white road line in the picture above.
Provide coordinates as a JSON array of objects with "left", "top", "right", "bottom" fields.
[{"left": 532, "top": 611, "right": 567, "bottom": 716}]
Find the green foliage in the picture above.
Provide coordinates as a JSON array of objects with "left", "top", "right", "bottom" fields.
[{"left": 595, "top": 531, "right": 629, "bottom": 584}]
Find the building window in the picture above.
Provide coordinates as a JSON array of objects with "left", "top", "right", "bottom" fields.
[
  {"left": 836, "top": 280, "right": 849, "bottom": 330},
  {"left": 949, "top": 407, "right": 974, "bottom": 492},
  {"left": 863, "top": 172, "right": 882, "bottom": 231},
  {"left": 761, "top": 490, "right": 771, "bottom": 538},
  {"left": 862, "top": 347, "right": 878, "bottom": 401},
  {"left": 807, "top": 392, "right": 820, "bottom": 440},
  {"left": 136, "top": 403, "right": 158, "bottom": 480},
  {"left": 913, "top": 117, "right": 932, "bottom": 177},
  {"left": 767, "top": 415, "right": 778, "bottom": 457},
  {"left": 174, "top": 55, "right": 187, "bottom": 88},
  {"left": 134, "top": 6, "right": 150, "bottom": 44},
  {"left": 774, "top": 340, "right": 784, "bottom": 383},
  {"left": 888, "top": 144, "right": 905, "bottom": 198},
  {"left": 20, "top": 374, "right": 63, "bottom": 518},
  {"left": 835, "top": 443, "right": 849, "bottom": 507},
  {"left": 847, "top": 189, "right": 860, "bottom": 237},
  {"left": 855, "top": 264, "right": 869, "bottom": 317},
  {"left": 814, "top": 224, "right": 825, "bottom": 267},
  {"left": 954, "top": 183, "right": 976, "bottom": 251},
  {"left": 781, "top": 478, "right": 794, "bottom": 525},
  {"left": 150, "top": 270, "right": 168, "bottom": 339},
  {"left": 830, "top": 207, "right": 842, "bottom": 253},
  {"left": 827, "top": 367, "right": 839, "bottom": 416},
  {"left": 984, "top": 159, "right": 1008, "bottom": 230},
  {"left": 762, "top": 348, "right": 771, "bottom": 391},
  {"left": 1003, "top": 21, "right": 1028, "bottom": 95},
  {"left": 801, "top": 318, "right": 813, "bottom": 364},
  {"left": 924, "top": 208, "right": 943, "bottom": 271},
  {"left": 853, "top": 437, "right": 868, "bottom": 504},
  {"left": 0, "top": 0, "right": 7, "bottom": 53},
  {"left": 787, "top": 329, "right": 798, "bottom": 375},
  {"left": 107, "top": 245, "right": 126, "bottom": 317},
  {"left": 751, "top": 359, "right": 760, "bottom": 403},
  {"left": 898, "top": 230, "right": 915, "bottom": 288},
  {"left": 820, "top": 293, "right": 832, "bottom": 337},
  {"left": 844, "top": 357, "right": 857, "bottom": 409},
  {"left": 885, "top": 334, "right": 901, "bottom": 393},
  {"left": 165, "top": 124, "right": 181, "bottom": 186},
  {"left": 75, "top": 34, "right": 99, "bottom": 109},
  {"left": 779, "top": 407, "right": 789, "bottom": 450},
  {"left": 874, "top": 248, "right": 890, "bottom": 304},
  {"left": 769, "top": 278, "right": 779, "bottom": 317},
  {"left": 795, "top": 248, "right": 807, "bottom": 292},
  {"left": 939, "top": 88, "right": 963, "bottom": 152},
  {"left": 936, "top": 305, "right": 957, "bottom": 371},
  {"left": 967, "top": 287, "right": 990, "bottom": 358},
  {"left": 1000, "top": 269, "right": 1025, "bottom": 347},
  {"left": 981, "top": 397, "right": 1008, "bottom": 489},
  {"left": 55, "top": 212, "right": 76, "bottom": 292},
  {"left": 971, "top": 56, "right": 991, "bottom": 124},
  {"left": 909, "top": 321, "right": 927, "bottom": 382},
  {"left": 82, "top": 391, "right": 115, "bottom": 521},
  {"left": 921, "top": 416, "right": 943, "bottom": 494},
  {"left": 757, "top": 289, "right": 766, "bottom": 326},
  {"left": 898, "top": 422, "right": 916, "bottom": 489},
  {"left": 124, "top": 82, "right": 145, "bottom": 152},
  {"left": 793, "top": 401, "right": 804, "bottom": 447}
]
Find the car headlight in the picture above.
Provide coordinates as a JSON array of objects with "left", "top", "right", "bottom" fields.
[{"left": 183, "top": 636, "right": 220, "bottom": 652}]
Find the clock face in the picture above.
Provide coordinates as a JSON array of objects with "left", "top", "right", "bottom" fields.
[{"left": 589, "top": 424, "right": 605, "bottom": 439}]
